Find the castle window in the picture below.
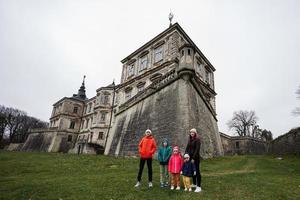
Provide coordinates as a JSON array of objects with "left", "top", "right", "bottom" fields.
[
  {"left": 67, "top": 135, "right": 72, "bottom": 142},
  {"left": 139, "top": 55, "right": 148, "bottom": 71},
  {"left": 127, "top": 64, "right": 135, "bottom": 78},
  {"left": 137, "top": 82, "right": 146, "bottom": 92},
  {"left": 98, "top": 132, "right": 104, "bottom": 140},
  {"left": 205, "top": 69, "right": 210, "bottom": 84},
  {"left": 81, "top": 120, "right": 84, "bottom": 129},
  {"left": 85, "top": 119, "right": 89, "bottom": 128},
  {"left": 115, "top": 93, "right": 119, "bottom": 104},
  {"left": 196, "top": 62, "right": 203, "bottom": 76},
  {"left": 188, "top": 49, "right": 191, "bottom": 55},
  {"left": 90, "top": 132, "right": 93, "bottom": 142},
  {"left": 100, "top": 112, "right": 106, "bottom": 122},
  {"left": 154, "top": 45, "right": 163, "bottom": 63},
  {"left": 235, "top": 141, "right": 240, "bottom": 149},
  {"left": 125, "top": 90, "right": 132, "bottom": 101},
  {"left": 103, "top": 95, "right": 109, "bottom": 104},
  {"left": 73, "top": 106, "right": 78, "bottom": 113},
  {"left": 181, "top": 50, "right": 184, "bottom": 56},
  {"left": 69, "top": 121, "right": 75, "bottom": 129},
  {"left": 138, "top": 86, "right": 144, "bottom": 92}
]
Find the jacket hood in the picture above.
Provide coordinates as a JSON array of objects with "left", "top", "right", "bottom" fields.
[{"left": 161, "top": 138, "right": 170, "bottom": 147}]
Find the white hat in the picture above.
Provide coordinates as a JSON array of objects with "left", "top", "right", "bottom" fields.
[
  {"left": 145, "top": 129, "right": 152, "bottom": 135},
  {"left": 184, "top": 153, "right": 190, "bottom": 158},
  {"left": 190, "top": 128, "right": 197, "bottom": 134}
]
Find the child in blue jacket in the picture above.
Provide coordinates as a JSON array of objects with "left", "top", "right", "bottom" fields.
[
  {"left": 181, "top": 153, "right": 196, "bottom": 192},
  {"left": 157, "top": 138, "right": 172, "bottom": 187}
]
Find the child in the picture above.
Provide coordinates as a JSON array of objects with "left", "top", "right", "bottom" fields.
[
  {"left": 181, "top": 153, "right": 196, "bottom": 192},
  {"left": 157, "top": 139, "right": 172, "bottom": 187},
  {"left": 168, "top": 146, "right": 183, "bottom": 190},
  {"left": 134, "top": 129, "right": 157, "bottom": 188}
]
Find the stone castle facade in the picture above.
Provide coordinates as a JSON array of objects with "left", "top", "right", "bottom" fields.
[{"left": 22, "top": 22, "right": 224, "bottom": 158}]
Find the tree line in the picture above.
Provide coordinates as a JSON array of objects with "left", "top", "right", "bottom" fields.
[
  {"left": 227, "top": 110, "right": 273, "bottom": 141},
  {"left": 0, "top": 105, "right": 48, "bottom": 144}
]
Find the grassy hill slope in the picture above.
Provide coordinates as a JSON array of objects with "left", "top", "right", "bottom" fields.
[{"left": 0, "top": 152, "right": 299, "bottom": 200}]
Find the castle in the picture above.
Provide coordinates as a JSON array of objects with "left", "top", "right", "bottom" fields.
[{"left": 22, "top": 21, "right": 224, "bottom": 158}]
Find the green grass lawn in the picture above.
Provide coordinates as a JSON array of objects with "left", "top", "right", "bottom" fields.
[{"left": 0, "top": 152, "right": 299, "bottom": 200}]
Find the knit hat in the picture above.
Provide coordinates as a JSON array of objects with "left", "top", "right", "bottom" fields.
[
  {"left": 145, "top": 129, "right": 152, "bottom": 135},
  {"left": 183, "top": 153, "right": 190, "bottom": 158},
  {"left": 190, "top": 128, "right": 197, "bottom": 134}
]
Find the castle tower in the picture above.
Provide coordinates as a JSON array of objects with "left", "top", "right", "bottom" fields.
[
  {"left": 105, "top": 23, "right": 224, "bottom": 158},
  {"left": 178, "top": 44, "right": 196, "bottom": 80}
]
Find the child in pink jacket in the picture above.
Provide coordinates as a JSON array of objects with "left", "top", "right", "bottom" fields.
[{"left": 168, "top": 146, "right": 183, "bottom": 190}]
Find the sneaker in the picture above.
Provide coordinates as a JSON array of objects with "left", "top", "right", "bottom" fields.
[
  {"left": 148, "top": 182, "right": 153, "bottom": 188},
  {"left": 176, "top": 186, "right": 180, "bottom": 190},
  {"left": 160, "top": 183, "right": 164, "bottom": 188},
  {"left": 164, "top": 182, "right": 169, "bottom": 187},
  {"left": 191, "top": 184, "right": 197, "bottom": 188},
  {"left": 184, "top": 188, "right": 188, "bottom": 191},
  {"left": 189, "top": 188, "right": 192, "bottom": 192},
  {"left": 134, "top": 182, "right": 141, "bottom": 187},
  {"left": 170, "top": 186, "right": 174, "bottom": 190},
  {"left": 194, "top": 186, "right": 202, "bottom": 193}
]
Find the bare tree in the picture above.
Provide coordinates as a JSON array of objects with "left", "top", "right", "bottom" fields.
[
  {"left": 227, "top": 110, "right": 258, "bottom": 136},
  {"left": 0, "top": 105, "right": 48, "bottom": 144},
  {"left": 6, "top": 108, "right": 27, "bottom": 142},
  {"left": 292, "top": 86, "right": 300, "bottom": 116}
]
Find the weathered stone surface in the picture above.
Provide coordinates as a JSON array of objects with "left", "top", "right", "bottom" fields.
[
  {"left": 269, "top": 127, "right": 300, "bottom": 155},
  {"left": 106, "top": 76, "right": 223, "bottom": 158},
  {"left": 21, "top": 130, "right": 76, "bottom": 153},
  {"left": 220, "top": 133, "right": 267, "bottom": 155},
  {"left": 6, "top": 143, "right": 24, "bottom": 151}
]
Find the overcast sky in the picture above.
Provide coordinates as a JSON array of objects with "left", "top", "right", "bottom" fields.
[{"left": 0, "top": 0, "right": 299, "bottom": 138}]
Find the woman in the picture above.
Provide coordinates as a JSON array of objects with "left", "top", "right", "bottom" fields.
[{"left": 185, "top": 128, "right": 202, "bottom": 192}]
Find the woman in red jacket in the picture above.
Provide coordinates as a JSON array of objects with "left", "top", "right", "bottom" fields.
[
  {"left": 134, "top": 129, "right": 157, "bottom": 188},
  {"left": 168, "top": 146, "right": 183, "bottom": 190}
]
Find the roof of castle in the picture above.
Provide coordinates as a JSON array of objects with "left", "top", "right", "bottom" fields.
[{"left": 121, "top": 22, "right": 215, "bottom": 71}]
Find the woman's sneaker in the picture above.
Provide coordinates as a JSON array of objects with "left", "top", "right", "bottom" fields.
[
  {"left": 176, "top": 186, "right": 180, "bottom": 190},
  {"left": 184, "top": 188, "right": 188, "bottom": 191},
  {"left": 170, "top": 186, "right": 174, "bottom": 190},
  {"left": 148, "top": 182, "right": 153, "bottom": 188},
  {"left": 194, "top": 186, "right": 202, "bottom": 192},
  {"left": 191, "top": 184, "right": 197, "bottom": 188},
  {"left": 189, "top": 188, "right": 192, "bottom": 192},
  {"left": 134, "top": 182, "right": 141, "bottom": 187}
]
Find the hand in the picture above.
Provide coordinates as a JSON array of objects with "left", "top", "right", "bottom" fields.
[
  {"left": 180, "top": 171, "right": 183, "bottom": 175},
  {"left": 193, "top": 171, "right": 196, "bottom": 176},
  {"left": 191, "top": 159, "right": 195, "bottom": 163}
]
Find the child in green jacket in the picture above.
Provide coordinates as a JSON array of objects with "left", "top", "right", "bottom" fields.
[{"left": 157, "top": 138, "right": 172, "bottom": 187}]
